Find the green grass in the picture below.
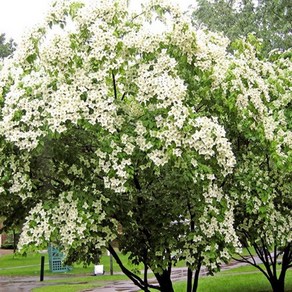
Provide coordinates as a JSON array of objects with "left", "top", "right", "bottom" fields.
[
  {"left": 221, "top": 264, "right": 271, "bottom": 274},
  {"left": 32, "top": 274, "right": 131, "bottom": 292},
  {"left": 238, "top": 247, "right": 256, "bottom": 257},
  {"left": 0, "top": 251, "right": 139, "bottom": 292},
  {"left": 2, "top": 251, "right": 292, "bottom": 292},
  {"left": 0, "top": 250, "right": 142, "bottom": 277},
  {"left": 0, "top": 252, "right": 46, "bottom": 268},
  {"left": 33, "top": 262, "right": 292, "bottom": 292},
  {"left": 0, "top": 248, "right": 256, "bottom": 276},
  {"left": 44, "top": 274, "right": 129, "bottom": 283},
  {"left": 173, "top": 268, "right": 292, "bottom": 292},
  {"left": 32, "top": 283, "right": 102, "bottom": 292},
  {"left": 0, "top": 252, "right": 52, "bottom": 276}
]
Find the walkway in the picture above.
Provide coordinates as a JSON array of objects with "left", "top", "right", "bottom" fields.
[{"left": 85, "top": 260, "right": 247, "bottom": 292}]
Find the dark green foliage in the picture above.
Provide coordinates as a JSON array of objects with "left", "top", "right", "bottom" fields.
[
  {"left": 0, "top": 33, "right": 16, "bottom": 59},
  {"left": 193, "top": 0, "right": 292, "bottom": 55}
]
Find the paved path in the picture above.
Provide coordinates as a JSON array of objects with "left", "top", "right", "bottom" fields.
[
  {"left": 0, "top": 276, "right": 49, "bottom": 292},
  {"left": 84, "top": 260, "right": 247, "bottom": 292},
  {"left": 0, "top": 249, "right": 14, "bottom": 256}
]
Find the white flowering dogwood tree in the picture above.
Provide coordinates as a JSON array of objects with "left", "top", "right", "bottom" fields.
[
  {"left": 0, "top": 0, "right": 291, "bottom": 291},
  {"left": 226, "top": 44, "right": 292, "bottom": 292}
]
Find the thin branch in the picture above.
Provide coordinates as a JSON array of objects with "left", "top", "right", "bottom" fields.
[
  {"left": 232, "top": 254, "right": 253, "bottom": 265},
  {"left": 232, "top": 254, "right": 270, "bottom": 279},
  {"left": 194, "top": 103, "right": 204, "bottom": 113},
  {"left": 108, "top": 245, "right": 144, "bottom": 288},
  {"left": 252, "top": 241, "right": 265, "bottom": 263},
  {"left": 245, "top": 245, "right": 257, "bottom": 266},
  {"left": 260, "top": 238, "right": 273, "bottom": 265},
  {"left": 166, "top": 248, "right": 172, "bottom": 275},
  {"left": 220, "top": 175, "right": 229, "bottom": 188},
  {"left": 276, "top": 249, "right": 284, "bottom": 258},
  {"left": 121, "top": 92, "right": 127, "bottom": 101},
  {"left": 256, "top": 240, "right": 273, "bottom": 280},
  {"left": 108, "top": 244, "right": 162, "bottom": 290},
  {"left": 272, "top": 245, "right": 277, "bottom": 279},
  {"left": 143, "top": 264, "right": 148, "bottom": 290},
  {"left": 266, "top": 154, "right": 271, "bottom": 172},
  {"left": 133, "top": 173, "right": 142, "bottom": 191},
  {"left": 112, "top": 71, "right": 118, "bottom": 100},
  {"left": 240, "top": 230, "right": 265, "bottom": 265}
]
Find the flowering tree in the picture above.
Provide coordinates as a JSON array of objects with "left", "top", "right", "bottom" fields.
[
  {"left": 203, "top": 35, "right": 291, "bottom": 292},
  {"left": 226, "top": 45, "right": 292, "bottom": 292},
  {"left": 0, "top": 1, "right": 291, "bottom": 292},
  {"left": 193, "top": 0, "right": 292, "bottom": 56}
]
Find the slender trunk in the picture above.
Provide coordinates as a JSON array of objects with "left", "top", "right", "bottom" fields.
[
  {"left": 192, "top": 259, "right": 202, "bottom": 292},
  {"left": 186, "top": 204, "right": 196, "bottom": 292},
  {"left": 144, "top": 263, "right": 150, "bottom": 292},
  {"left": 155, "top": 269, "right": 174, "bottom": 292},
  {"left": 13, "top": 229, "right": 16, "bottom": 253},
  {"left": 109, "top": 253, "right": 113, "bottom": 275},
  {"left": 187, "top": 268, "right": 193, "bottom": 292}
]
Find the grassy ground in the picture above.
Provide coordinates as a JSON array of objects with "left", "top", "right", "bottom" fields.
[
  {"left": 0, "top": 250, "right": 141, "bottom": 277},
  {"left": 1, "top": 251, "right": 292, "bottom": 292},
  {"left": 33, "top": 283, "right": 103, "bottom": 292},
  {"left": 31, "top": 266, "right": 292, "bottom": 292},
  {"left": 173, "top": 268, "right": 292, "bottom": 292},
  {"left": 31, "top": 274, "right": 129, "bottom": 292},
  {"left": 0, "top": 248, "right": 256, "bottom": 276}
]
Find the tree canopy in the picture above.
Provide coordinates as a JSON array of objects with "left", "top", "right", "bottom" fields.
[
  {"left": 0, "top": 1, "right": 291, "bottom": 291},
  {"left": 193, "top": 0, "right": 292, "bottom": 55},
  {"left": 0, "top": 33, "right": 16, "bottom": 59}
]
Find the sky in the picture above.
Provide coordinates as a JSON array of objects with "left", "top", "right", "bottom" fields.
[{"left": 0, "top": 0, "right": 195, "bottom": 43}]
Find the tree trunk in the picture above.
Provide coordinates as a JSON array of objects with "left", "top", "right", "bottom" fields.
[
  {"left": 270, "top": 278, "right": 285, "bottom": 292},
  {"left": 187, "top": 268, "right": 193, "bottom": 292},
  {"left": 234, "top": 240, "right": 291, "bottom": 292},
  {"left": 13, "top": 229, "right": 16, "bottom": 253},
  {"left": 155, "top": 270, "right": 174, "bottom": 292},
  {"left": 192, "top": 261, "right": 202, "bottom": 292}
]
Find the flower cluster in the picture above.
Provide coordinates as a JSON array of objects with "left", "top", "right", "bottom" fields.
[{"left": 18, "top": 192, "right": 116, "bottom": 254}]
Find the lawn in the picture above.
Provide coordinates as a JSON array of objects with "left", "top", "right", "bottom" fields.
[
  {"left": 31, "top": 265, "right": 292, "bottom": 292},
  {"left": 0, "top": 250, "right": 142, "bottom": 277},
  {"left": 31, "top": 274, "right": 129, "bottom": 292},
  {"left": 173, "top": 268, "right": 292, "bottom": 292},
  {"left": 1, "top": 251, "right": 292, "bottom": 292}
]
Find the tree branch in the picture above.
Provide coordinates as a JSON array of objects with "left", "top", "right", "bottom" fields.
[
  {"left": 107, "top": 244, "right": 145, "bottom": 290},
  {"left": 134, "top": 173, "right": 142, "bottom": 191},
  {"left": 121, "top": 92, "right": 127, "bottom": 101},
  {"left": 112, "top": 71, "right": 118, "bottom": 100},
  {"left": 272, "top": 245, "right": 278, "bottom": 278},
  {"left": 232, "top": 253, "right": 269, "bottom": 279}
]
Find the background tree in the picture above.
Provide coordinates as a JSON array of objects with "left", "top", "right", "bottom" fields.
[
  {"left": 210, "top": 37, "right": 292, "bottom": 292},
  {"left": 193, "top": 0, "right": 292, "bottom": 55},
  {"left": 228, "top": 45, "right": 292, "bottom": 292},
  {"left": 0, "top": 33, "right": 16, "bottom": 59},
  {"left": 0, "top": 33, "right": 17, "bottom": 238}
]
